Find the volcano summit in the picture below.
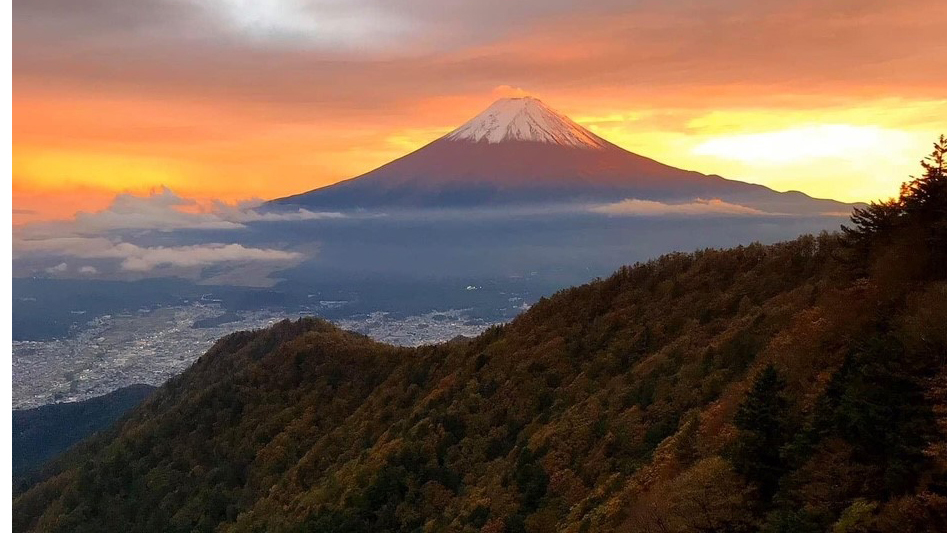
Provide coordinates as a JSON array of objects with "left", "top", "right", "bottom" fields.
[
  {"left": 273, "top": 97, "right": 848, "bottom": 214},
  {"left": 444, "top": 96, "right": 609, "bottom": 149}
]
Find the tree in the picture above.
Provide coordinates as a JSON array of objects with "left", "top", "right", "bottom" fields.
[
  {"left": 627, "top": 457, "right": 752, "bottom": 533},
  {"left": 842, "top": 135, "right": 947, "bottom": 279},
  {"left": 731, "top": 365, "right": 791, "bottom": 501}
]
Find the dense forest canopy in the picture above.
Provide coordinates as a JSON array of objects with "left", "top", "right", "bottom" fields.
[{"left": 12, "top": 137, "right": 947, "bottom": 532}]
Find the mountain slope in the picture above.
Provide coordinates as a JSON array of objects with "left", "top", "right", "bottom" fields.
[
  {"left": 272, "top": 97, "right": 850, "bottom": 214},
  {"left": 12, "top": 384, "right": 155, "bottom": 477},
  {"left": 13, "top": 143, "right": 947, "bottom": 532}
]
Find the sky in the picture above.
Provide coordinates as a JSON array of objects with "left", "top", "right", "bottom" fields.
[{"left": 13, "top": 0, "right": 947, "bottom": 223}]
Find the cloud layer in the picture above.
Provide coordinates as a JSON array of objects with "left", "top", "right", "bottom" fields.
[
  {"left": 16, "top": 0, "right": 945, "bottom": 98},
  {"left": 19, "top": 187, "right": 343, "bottom": 238},
  {"left": 16, "top": 235, "right": 303, "bottom": 271},
  {"left": 590, "top": 198, "right": 768, "bottom": 217},
  {"left": 13, "top": 188, "right": 311, "bottom": 277}
]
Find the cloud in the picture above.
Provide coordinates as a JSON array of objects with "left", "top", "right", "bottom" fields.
[
  {"left": 212, "top": 201, "right": 345, "bottom": 222},
  {"left": 590, "top": 198, "right": 769, "bottom": 217},
  {"left": 114, "top": 243, "right": 302, "bottom": 271},
  {"left": 45, "top": 262, "right": 68, "bottom": 274},
  {"left": 16, "top": 235, "right": 302, "bottom": 272},
  {"left": 15, "top": 236, "right": 119, "bottom": 257},
  {"left": 18, "top": 188, "right": 344, "bottom": 239},
  {"left": 196, "top": 0, "right": 415, "bottom": 48},
  {"left": 15, "top": 0, "right": 946, "bottom": 108},
  {"left": 232, "top": 209, "right": 345, "bottom": 222},
  {"left": 18, "top": 188, "right": 240, "bottom": 238},
  {"left": 492, "top": 85, "right": 532, "bottom": 98},
  {"left": 13, "top": 0, "right": 590, "bottom": 54},
  {"left": 67, "top": 188, "right": 244, "bottom": 233},
  {"left": 12, "top": 188, "right": 320, "bottom": 280}
]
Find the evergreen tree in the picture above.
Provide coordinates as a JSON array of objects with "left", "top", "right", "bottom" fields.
[
  {"left": 843, "top": 135, "right": 947, "bottom": 279},
  {"left": 731, "top": 365, "right": 790, "bottom": 501}
]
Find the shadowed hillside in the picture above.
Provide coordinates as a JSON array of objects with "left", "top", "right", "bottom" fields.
[
  {"left": 13, "top": 138, "right": 947, "bottom": 532},
  {"left": 13, "top": 384, "right": 156, "bottom": 477}
]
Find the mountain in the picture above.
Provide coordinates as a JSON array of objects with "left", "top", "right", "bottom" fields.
[
  {"left": 272, "top": 97, "right": 849, "bottom": 214},
  {"left": 13, "top": 149, "right": 947, "bottom": 533},
  {"left": 12, "top": 384, "right": 156, "bottom": 477}
]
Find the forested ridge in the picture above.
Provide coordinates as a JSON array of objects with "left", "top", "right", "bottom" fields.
[{"left": 13, "top": 138, "right": 947, "bottom": 532}]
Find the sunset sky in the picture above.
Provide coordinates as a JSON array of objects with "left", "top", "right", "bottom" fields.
[{"left": 13, "top": 0, "right": 947, "bottom": 223}]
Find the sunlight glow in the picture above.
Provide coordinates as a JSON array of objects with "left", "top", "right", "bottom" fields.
[
  {"left": 14, "top": 148, "right": 192, "bottom": 192},
  {"left": 691, "top": 125, "right": 919, "bottom": 165}
]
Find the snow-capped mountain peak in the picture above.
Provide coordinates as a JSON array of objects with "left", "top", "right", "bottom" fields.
[{"left": 445, "top": 97, "right": 608, "bottom": 150}]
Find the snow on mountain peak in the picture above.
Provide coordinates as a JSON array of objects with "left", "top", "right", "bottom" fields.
[{"left": 445, "top": 97, "right": 609, "bottom": 150}]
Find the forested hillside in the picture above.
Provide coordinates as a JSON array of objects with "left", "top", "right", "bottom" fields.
[
  {"left": 13, "top": 384, "right": 155, "bottom": 477},
  {"left": 13, "top": 138, "right": 947, "bottom": 532}
]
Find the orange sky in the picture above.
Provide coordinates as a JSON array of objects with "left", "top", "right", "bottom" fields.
[{"left": 13, "top": 0, "right": 947, "bottom": 223}]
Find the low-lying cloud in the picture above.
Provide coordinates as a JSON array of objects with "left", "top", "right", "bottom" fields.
[
  {"left": 44, "top": 262, "right": 68, "bottom": 274},
  {"left": 590, "top": 198, "right": 769, "bottom": 217},
  {"left": 13, "top": 188, "right": 315, "bottom": 279},
  {"left": 70, "top": 188, "right": 245, "bottom": 233},
  {"left": 212, "top": 201, "right": 346, "bottom": 223},
  {"left": 19, "top": 187, "right": 344, "bottom": 239},
  {"left": 15, "top": 235, "right": 302, "bottom": 272},
  {"left": 116, "top": 243, "right": 302, "bottom": 271}
]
